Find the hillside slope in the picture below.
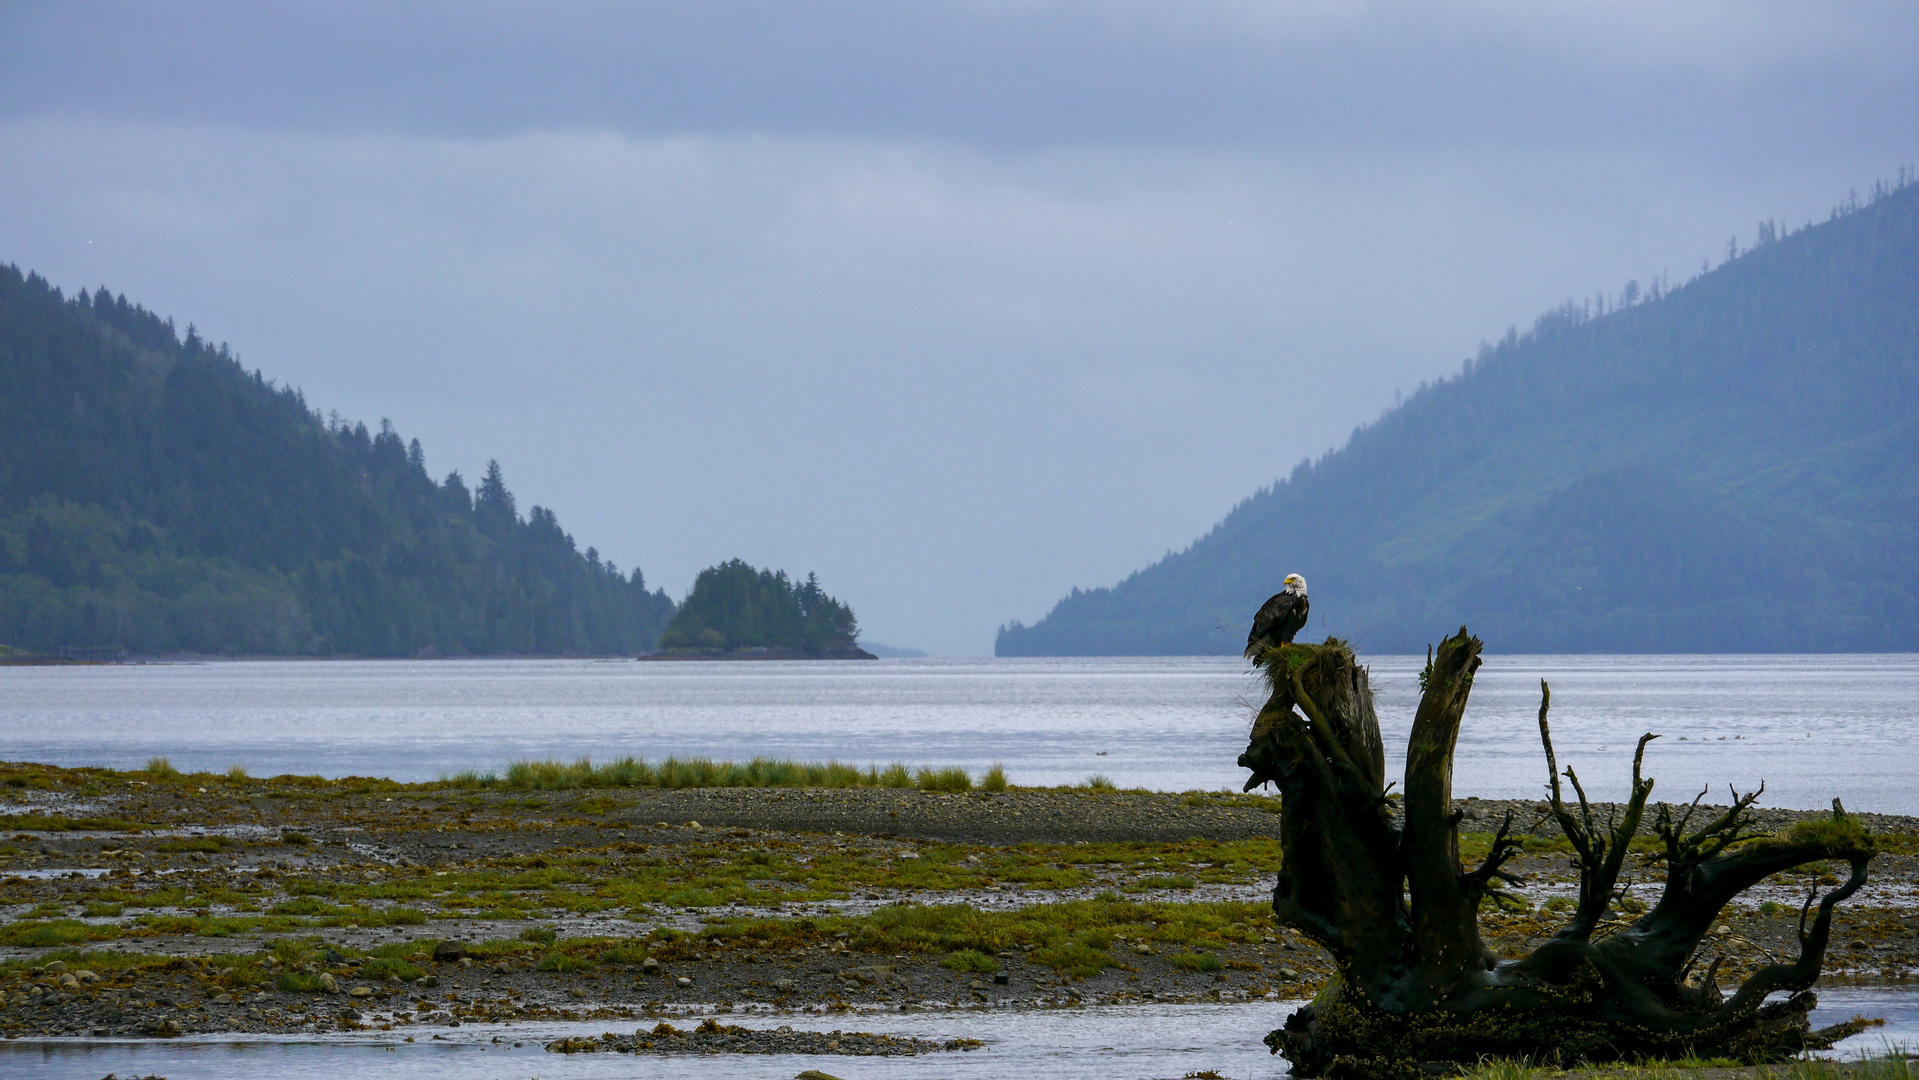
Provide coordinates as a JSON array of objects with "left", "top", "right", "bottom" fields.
[
  {"left": 0, "top": 267, "right": 674, "bottom": 655},
  {"left": 1000, "top": 181, "right": 1919, "bottom": 655}
]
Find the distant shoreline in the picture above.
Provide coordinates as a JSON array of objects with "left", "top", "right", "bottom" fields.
[
  {"left": 1, "top": 648, "right": 883, "bottom": 664},
  {"left": 6, "top": 652, "right": 652, "bottom": 665},
  {"left": 639, "top": 647, "right": 879, "bottom": 661},
  {"left": 13, "top": 650, "right": 1917, "bottom": 666}
]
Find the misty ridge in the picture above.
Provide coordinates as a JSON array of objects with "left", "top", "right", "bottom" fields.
[
  {"left": 0, "top": 272, "right": 676, "bottom": 656},
  {"left": 1001, "top": 174, "right": 1919, "bottom": 656}
]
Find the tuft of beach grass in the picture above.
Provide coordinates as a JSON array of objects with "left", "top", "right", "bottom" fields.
[{"left": 440, "top": 755, "right": 1002, "bottom": 793}]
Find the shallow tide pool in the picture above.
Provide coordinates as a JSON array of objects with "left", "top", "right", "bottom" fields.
[{"left": 4, "top": 989, "right": 1916, "bottom": 1080}]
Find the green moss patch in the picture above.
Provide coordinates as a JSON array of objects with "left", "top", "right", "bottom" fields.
[
  {"left": 939, "top": 948, "right": 1000, "bottom": 973},
  {"left": 0, "top": 813, "right": 154, "bottom": 832},
  {"left": 0, "top": 918, "right": 121, "bottom": 947}
]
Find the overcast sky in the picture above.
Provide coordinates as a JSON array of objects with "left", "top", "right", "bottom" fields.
[{"left": 2, "top": 2, "right": 1914, "bottom": 655}]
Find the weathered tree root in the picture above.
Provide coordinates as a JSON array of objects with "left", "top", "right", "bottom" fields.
[
  {"left": 1267, "top": 977, "right": 1877, "bottom": 1080},
  {"left": 1238, "top": 629, "right": 1878, "bottom": 1078}
]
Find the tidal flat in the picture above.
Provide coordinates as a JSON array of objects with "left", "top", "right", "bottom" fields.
[{"left": 2, "top": 760, "right": 1916, "bottom": 1060}]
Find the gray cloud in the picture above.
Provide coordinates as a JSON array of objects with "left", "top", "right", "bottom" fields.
[
  {"left": 5, "top": 2, "right": 1915, "bottom": 152},
  {"left": 1, "top": 3, "right": 1913, "bottom": 653}
]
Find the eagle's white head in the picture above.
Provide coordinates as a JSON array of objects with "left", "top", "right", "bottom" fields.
[{"left": 1284, "top": 573, "right": 1307, "bottom": 593}]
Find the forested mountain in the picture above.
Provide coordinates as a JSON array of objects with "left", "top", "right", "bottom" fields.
[
  {"left": 1000, "top": 178, "right": 1919, "bottom": 656},
  {"left": 656, "top": 559, "right": 869, "bottom": 657},
  {"left": 0, "top": 266, "right": 674, "bottom": 655}
]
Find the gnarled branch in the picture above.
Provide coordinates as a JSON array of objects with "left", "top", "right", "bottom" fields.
[{"left": 1540, "top": 679, "right": 1657, "bottom": 942}]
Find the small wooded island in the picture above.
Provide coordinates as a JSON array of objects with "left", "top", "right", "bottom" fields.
[{"left": 647, "top": 559, "right": 875, "bottom": 659}]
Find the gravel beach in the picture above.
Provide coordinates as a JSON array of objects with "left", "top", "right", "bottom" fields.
[{"left": 4, "top": 761, "right": 1915, "bottom": 1053}]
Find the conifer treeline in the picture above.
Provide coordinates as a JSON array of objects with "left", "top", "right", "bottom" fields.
[{"left": 0, "top": 266, "right": 674, "bottom": 655}]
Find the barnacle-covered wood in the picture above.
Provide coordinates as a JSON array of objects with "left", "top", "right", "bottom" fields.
[{"left": 1238, "top": 629, "right": 1879, "bottom": 1079}]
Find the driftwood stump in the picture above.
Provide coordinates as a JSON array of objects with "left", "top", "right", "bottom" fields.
[{"left": 1237, "top": 629, "right": 1877, "bottom": 1078}]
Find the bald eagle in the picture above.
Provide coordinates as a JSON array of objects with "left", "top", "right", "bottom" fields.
[{"left": 1244, "top": 574, "right": 1309, "bottom": 663}]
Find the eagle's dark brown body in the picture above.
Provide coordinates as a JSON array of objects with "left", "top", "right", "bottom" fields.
[{"left": 1245, "top": 578, "right": 1309, "bottom": 661}]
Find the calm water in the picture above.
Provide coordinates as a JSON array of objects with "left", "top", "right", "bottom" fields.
[
  {"left": 1, "top": 654, "right": 1915, "bottom": 813},
  {"left": 2, "top": 989, "right": 1915, "bottom": 1079}
]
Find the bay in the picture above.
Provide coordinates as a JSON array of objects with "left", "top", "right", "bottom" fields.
[{"left": 1, "top": 653, "right": 1914, "bottom": 814}]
